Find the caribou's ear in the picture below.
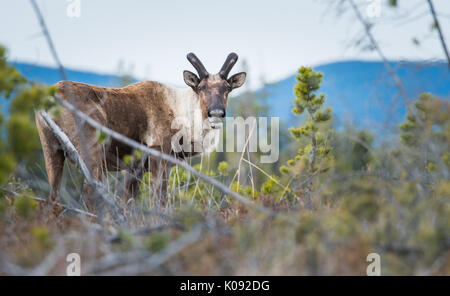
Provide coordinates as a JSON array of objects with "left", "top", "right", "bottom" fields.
[
  {"left": 228, "top": 72, "right": 246, "bottom": 89},
  {"left": 184, "top": 70, "right": 200, "bottom": 88}
]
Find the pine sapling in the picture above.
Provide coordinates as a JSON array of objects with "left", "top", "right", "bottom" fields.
[{"left": 280, "top": 67, "right": 333, "bottom": 208}]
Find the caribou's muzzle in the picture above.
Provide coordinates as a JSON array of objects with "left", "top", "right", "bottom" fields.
[
  {"left": 208, "top": 108, "right": 225, "bottom": 118},
  {"left": 207, "top": 108, "right": 225, "bottom": 129}
]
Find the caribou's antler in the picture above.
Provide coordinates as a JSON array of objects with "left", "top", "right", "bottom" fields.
[
  {"left": 187, "top": 53, "right": 209, "bottom": 79},
  {"left": 219, "top": 53, "right": 238, "bottom": 79}
]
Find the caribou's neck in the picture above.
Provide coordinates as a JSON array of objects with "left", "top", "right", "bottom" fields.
[
  {"left": 164, "top": 86, "right": 202, "bottom": 121},
  {"left": 163, "top": 85, "right": 220, "bottom": 153}
]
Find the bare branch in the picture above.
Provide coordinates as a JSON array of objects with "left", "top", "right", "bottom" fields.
[
  {"left": 29, "top": 239, "right": 66, "bottom": 276},
  {"left": 108, "top": 224, "right": 184, "bottom": 243},
  {"left": 426, "top": 0, "right": 450, "bottom": 69},
  {"left": 96, "top": 224, "right": 204, "bottom": 275},
  {"left": 0, "top": 238, "right": 65, "bottom": 275},
  {"left": 38, "top": 111, "right": 128, "bottom": 226},
  {"left": 29, "top": 0, "right": 66, "bottom": 80},
  {"left": 29, "top": 0, "right": 93, "bottom": 172},
  {"left": 1, "top": 188, "right": 97, "bottom": 218},
  {"left": 347, "top": 0, "right": 413, "bottom": 104}
]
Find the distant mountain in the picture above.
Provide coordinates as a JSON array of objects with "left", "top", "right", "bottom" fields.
[
  {"left": 256, "top": 61, "right": 449, "bottom": 133},
  {"left": 12, "top": 62, "right": 125, "bottom": 87},
  {"left": 3, "top": 61, "right": 449, "bottom": 135},
  {"left": 0, "top": 62, "right": 129, "bottom": 114}
]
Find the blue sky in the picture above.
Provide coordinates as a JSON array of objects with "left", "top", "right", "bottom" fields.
[{"left": 1, "top": 0, "right": 449, "bottom": 88}]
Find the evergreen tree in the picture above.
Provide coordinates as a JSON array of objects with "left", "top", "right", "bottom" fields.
[
  {"left": 0, "top": 45, "right": 55, "bottom": 185},
  {"left": 398, "top": 93, "right": 449, "bottom": 185},
  {"left": 280, "top": 67, "right": 333, "bottom": 208}
]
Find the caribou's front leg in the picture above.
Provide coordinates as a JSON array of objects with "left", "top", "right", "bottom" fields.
[
  {"left": 123, "top": 169, "right": 142, "bottom": 201},
  {"left": 81, "top": 144, "right": 104, "bottom": 213},
  {"left": 35, "top": 113, "right": 66, "bottom": 206},
  {"left": 150, "top": 158, "right": 172, "bottom": 207},
  {"left": 123, "top": 157, "right": 147, "bottom": 201}
]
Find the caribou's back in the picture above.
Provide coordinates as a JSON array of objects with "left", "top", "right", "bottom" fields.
[{"left": 54, "top": 80, "right": 175, "bottom": 169}]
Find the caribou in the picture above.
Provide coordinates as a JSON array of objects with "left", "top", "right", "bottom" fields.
[{"left": 36, "top": 53, "right": 246, "bottom": 210}]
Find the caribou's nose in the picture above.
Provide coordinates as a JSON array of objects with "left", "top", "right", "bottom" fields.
[{"left": 208, "top": 109, "right": 225, "bottom": 118}]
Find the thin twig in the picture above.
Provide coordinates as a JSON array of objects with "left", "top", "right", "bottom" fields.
[
  {"left": 97, "top": 224, "right": 204, "bottom": 275},
  {"left": 426, "top": 0, "right": 450, "bottom": 69},
  {"left": 108, "top": 223, "right": 184, "bottom": 243},
  {"left": 38, "top": 111, "right": 128, "bottom": 226},
  {"left": 29, "top": 0, "right": 93, "bottom": 172},
  {"left": 347, "top": 0, "right": 413, "bottom": 104},
  {"left": 29, "top": 0, "right": 66, "bottom": 80},
  {"left": 0, "top": 188, "right": 97, "bottom": 218}
]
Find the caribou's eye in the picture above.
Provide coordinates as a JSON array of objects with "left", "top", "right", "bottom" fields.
[{"left": 197, "top": 86, "right": 204, "bottom": 91}]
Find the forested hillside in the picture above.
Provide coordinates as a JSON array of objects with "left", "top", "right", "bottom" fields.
[{"left": 6, "top": 61, "right": 449, "bottom": 134}]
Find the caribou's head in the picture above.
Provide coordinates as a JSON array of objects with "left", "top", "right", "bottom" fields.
[{"left": 183, "top": 52, "right": 246, "bottom": 129}]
